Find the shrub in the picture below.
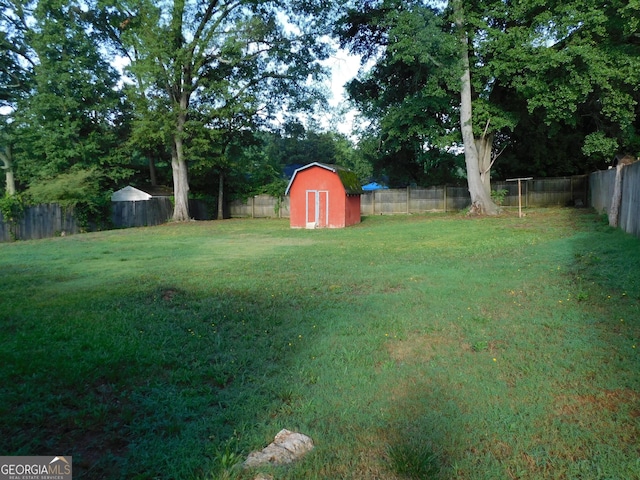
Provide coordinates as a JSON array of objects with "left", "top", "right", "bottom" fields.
[
  {"left": 0, "top": 193, "right": 25, "bottom": 240},
  {"left": 491, "top": 188, "right": 508, "bottom": 206},
  {"left": 26, "top": 167, "right": 110, "bottom": 229}
]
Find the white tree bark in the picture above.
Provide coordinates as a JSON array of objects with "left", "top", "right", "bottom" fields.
[
  {"left": 172, "top": 93, "right": 191, "bottom": 221},
  {"left": 1, "top": 145, "right": 16, "bottom": 196},
  {"left": 455, "top": 8, "right": 499, "bottom": 216},
  {"left": 217, "top": 171, "right": 224, "bottom": 220},
  {"left": 476, "top": 133, "right": 494, "bottom": 197},
  {"left": 609, "top": 163, "right": 624, "bottom": 227}
]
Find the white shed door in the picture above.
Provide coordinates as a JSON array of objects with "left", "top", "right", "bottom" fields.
[{"left": 306, "top": 190, "right": 329, "bottom": 228}]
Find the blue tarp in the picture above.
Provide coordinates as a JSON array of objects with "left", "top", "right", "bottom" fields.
[{"left": 362, "top": 182, "right": 389, "bottom": 191}]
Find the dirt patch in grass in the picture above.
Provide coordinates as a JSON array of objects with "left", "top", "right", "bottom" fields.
[
  {"left": 554, "top": 388, "right": 640, "bottom": 416},
  {"left": 162, "top": 289, "right": 176, "bottom": 301},
  {"left": 315, "top": 430, "right": 400, "bottom": 480},
  {"left": 50, "top": 380, "right": 133, "bottom": 476},
  {"left": 386, "top": 332, "right": 462, "bottom": 364},
  {"left": 384, "top": 330, "right": 505, "bottom": 364},
  {"left": 355, "top": 438, "right": 398, "bottom": 480},
  {"left": 552, "top": 388, "right": 640, "bottom": 451},
  {"left": 161, "top": 287, "right": 179, "bottom": 301},
  {"left": 64, "top": 427, "right": 130, "bottom": 474}
]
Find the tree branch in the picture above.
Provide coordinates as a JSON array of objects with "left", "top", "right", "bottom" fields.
[{"left": 481, "top": 118, "right": 490, "bottom": 140}]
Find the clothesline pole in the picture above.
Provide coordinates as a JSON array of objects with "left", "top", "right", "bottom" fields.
[{"left": 506, "top": 177, "right": 533, "bottom": 218}]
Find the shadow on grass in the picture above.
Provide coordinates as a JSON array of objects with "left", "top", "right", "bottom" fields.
[
  {"left": 377, "top": 214, "right": 640, "bottom": 480},
  {"left": 2, "top": 211, "right": 638, "bottom": 479},
  {"left": 382, "top": 385, "right": 453, "bottom": 480},
  {"left": 0, "top": 283, "right": 323, "bottom": 479}
]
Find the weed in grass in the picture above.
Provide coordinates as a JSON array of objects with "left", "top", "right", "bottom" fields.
[
  {"left": 215, "top": 441, "right": 243, "bottom": 471},
  {"left": 387, "top": 441, "right": 441, "bottom": 479},
  {"left": 472, "top": 340, "right": 489, "bottom": 352},
  {"left": 576, "top": 290, "right": 589, "bottom": 302}
]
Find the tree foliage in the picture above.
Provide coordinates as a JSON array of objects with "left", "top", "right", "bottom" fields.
[
  {"left": 2, "top": 0, "right": 640, "bottom": 220},
  {"left": 0, "top": 0, "right": 35, "bottom": 108},
  {"left": 92, "top": 0, "right": 335, "bottom": 220},
  {"left": 481, "top": 0, "right": 640, "bottom": 174},
  {"left": 6, "top": 0, "right": 129, "bottom": 199},
  {"left": 339, "top": 0, "right": 640, "bottom": 211},
  {"left": 26, "top": 167, "right": 102, "bottom": 208}
]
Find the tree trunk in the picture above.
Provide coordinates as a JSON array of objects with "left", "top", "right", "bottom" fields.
[
  {"left": 609, "top": 163, "right": 624, "bottom": 227},
  {"left": 217, "top": 171, "right": 224, "bottom": 220},
  {"left": 172, "top": 99, "right": 191, "bottom": 221},
  {"left": 171, "top": 137, "right": 190, "bottom": 221},
  {"left": 1, "top": 145, "right": 16, "bottom": 196},
  {"left": 5, "top": 168, "right": 15, "bottom": 196},
  {"left": 149, "top": 156, "right": 158, "bottom": 186},
  {"left": 454, "top": 0, "right": 499, "bottom": 215},
  {"left": 476, "top": 133, "right": 494, "bottom": 198}
]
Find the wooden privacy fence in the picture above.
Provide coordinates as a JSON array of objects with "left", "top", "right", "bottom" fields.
[
  {"left": 0, "top": 198, "right": 212, "bottom": 241},
  {"left": 230, "top": 194, "right": 291, "bottom": 218},
  {"left": 590, "top": 162, "right": 640, "bottom": 238},
  {"left": 1, "top": 174, "right": 624, "bottom": 241},
  {"left": 111, "top": 197, "right": 173, "bottom": 228},
  {"left": 0, "top": 203, "right": 80, "bottom": 242},
  {"left": 229, "top": 175, "right": 589, "bottom": 218},
  {"left": 111, "top": 198, "right": 212, "bottom": 228}
]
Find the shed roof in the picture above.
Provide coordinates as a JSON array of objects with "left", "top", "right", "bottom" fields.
[
  {"left": 138, "top": 185, "right": 173, "bottom": 197},
  {"left": 111, "top": 185, "right": 173, "bottom": 201},
  {"left": 285, "top": 162, "right": 363, "bottom": 196}
]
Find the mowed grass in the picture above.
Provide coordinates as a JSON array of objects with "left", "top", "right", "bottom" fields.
[{"left": 0, "top": 209, "right": 639, "bottom": 479}]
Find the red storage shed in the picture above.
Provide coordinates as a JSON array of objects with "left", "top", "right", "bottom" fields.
[{"left": 285, "top": 162, "right": 362, "bottom": 228}]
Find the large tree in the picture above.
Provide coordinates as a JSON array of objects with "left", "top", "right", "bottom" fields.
[
  {"left": 100, "top": 0, "right": 333, "bottom": 221},
  {"left": 338, "top": 1, "right": 506, "bottom": 213},
  {"left": 338, "top": 3, "right": 459, "bottom": 186},
  {"left": 0, "top": 0, "right": 36, "bottom": 196},
  {"left": 492, "top": 0, "right": 640, "bottom": 163},
  {"left": 452, "top": 0, "right": 500, "bottom": 214},
  {"left": 339, "top": 0, "right": 640, "bottom": 213},
  {"left": 8, "top": 0, "right": 127, "bottom": 194}
]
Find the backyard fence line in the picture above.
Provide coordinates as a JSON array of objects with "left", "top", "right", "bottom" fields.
[
  {"left": 7, "top": 172, "right": 640, "bottom": 242},
  {"left": 229, "top": 194, "right": 291, "bottom": 219},
  {"left": 0, "top": 203, "right": 80, "bottom": 242},
  {"left": 0, "top": 198, "right": 212, "bottom": 241},
  {"left": 111, "top": 197, "right": 173, "bottom": 228},
  {"left": 590, "top": 161, "right": 640, "bottom": 238},
  {"left": 230, "top": 175, "right": 589, "bottom": 218},
  {"left": 111, "top": 198, "right": 213, "bottom": 228}
]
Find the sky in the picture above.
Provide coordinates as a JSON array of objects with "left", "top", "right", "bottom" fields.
[
  {"left": 318, "top": 49, "right": 362, "bottom": 136},
  {"left": 318, "top": 45, "right": 381, "bottom": 139},
  {"left": 109, "top": 47, "right": 364, "bottom": 138},
  {"left": 0, "top": 40, "right": 364, "bottom": 139}
]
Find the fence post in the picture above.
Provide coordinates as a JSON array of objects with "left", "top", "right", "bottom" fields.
[
  {"left": 407, "top": 186, "right": 410, "bottom": 214},
  {"left": 570, "top": 176, "right": 574, "bottom": 201},
  {"left": 444, "top": 185, "right": 447, "bottom": 213}
]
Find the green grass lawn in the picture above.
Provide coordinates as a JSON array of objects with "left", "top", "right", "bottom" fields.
[{"left": 1, "top": 209, "right": 639, "bottom": 479}]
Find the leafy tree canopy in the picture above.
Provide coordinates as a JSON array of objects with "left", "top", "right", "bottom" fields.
[
  {"left": 90, "top": 0, "right": 338, "bottom": 220},
  {"left": 339, "top": 0, "right": 640, "bottom": 194}
]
